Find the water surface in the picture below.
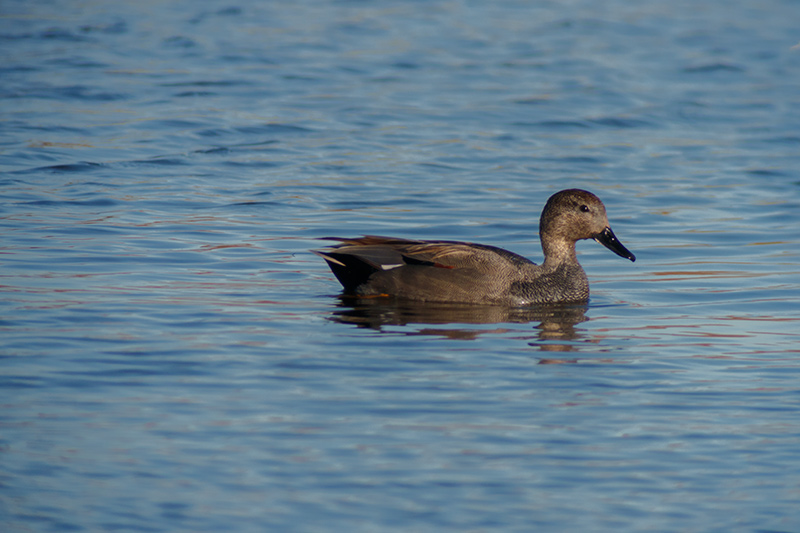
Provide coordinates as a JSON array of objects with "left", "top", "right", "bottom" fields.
[{"left": 2, "top": 0, "right": 800, "bottom": 531}]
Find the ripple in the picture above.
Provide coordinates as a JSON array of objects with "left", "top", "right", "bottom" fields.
[
  {"left": 6, "top": 83, "right": 126, "bottom": 101},
  {"left": 683, "top": 63, "right": 746, "bottom": 73},
  {"left": 20, "top": 198, "right": 119, "bottom": 207},
  {"left": 35, "top": 162, "right": 106, "bottom": 173},
  {"left": 513, "top": 120, "right": 591, "bottom": 129}
]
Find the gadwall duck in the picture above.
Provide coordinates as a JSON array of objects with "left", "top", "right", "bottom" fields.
[{"left": 314, "top": 189, "right": 635, "bottom": 305}]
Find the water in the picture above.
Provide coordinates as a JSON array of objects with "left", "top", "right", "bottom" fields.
[{"left": 2, "top": 0, "right": 800, "bottom": 531}]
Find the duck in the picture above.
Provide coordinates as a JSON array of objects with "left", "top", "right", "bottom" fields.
[{"left": 313, "top": 189, "right": 635, "bottom": 305}]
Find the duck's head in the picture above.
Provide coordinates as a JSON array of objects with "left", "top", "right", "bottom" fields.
[{"left": 540, "top": 189, "right": 636, "bottom": 262}]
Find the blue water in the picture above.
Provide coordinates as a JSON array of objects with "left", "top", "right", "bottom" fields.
[{"left": 2, "top": 0, "right": 800, "bottom": 531}]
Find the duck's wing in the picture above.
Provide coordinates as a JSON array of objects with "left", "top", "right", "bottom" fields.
[{"left": 313, "top": 235, "right": 536, "bottom": 294}]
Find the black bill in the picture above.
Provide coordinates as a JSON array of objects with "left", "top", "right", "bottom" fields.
[{"left": 594, "top": 227, "right": 636, "bottom": 262}]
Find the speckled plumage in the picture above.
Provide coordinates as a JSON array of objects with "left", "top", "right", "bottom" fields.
[{"left": 314, "top": 189, "right": 635, "bottom": 305}]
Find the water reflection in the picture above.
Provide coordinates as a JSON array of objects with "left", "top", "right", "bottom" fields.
[{"left": 328, "top": 296, "right": 588, "bottom": 343}]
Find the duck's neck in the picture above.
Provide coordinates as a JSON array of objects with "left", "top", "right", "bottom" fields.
[{"left": 540, "top": 232, "right": 578, "bottom": 267}]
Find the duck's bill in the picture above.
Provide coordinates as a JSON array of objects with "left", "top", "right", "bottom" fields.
[{"left": 594, "top": 227, "right": 636, "bottom": 262}]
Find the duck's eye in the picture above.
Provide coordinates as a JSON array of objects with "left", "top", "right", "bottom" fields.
[{"left": 580, "top": 205, "right": 590, "bottom": 213}]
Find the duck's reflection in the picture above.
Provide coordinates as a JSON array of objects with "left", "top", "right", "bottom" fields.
[{"left": 328, "top": 296, "right": 588, "bottom": 347}]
